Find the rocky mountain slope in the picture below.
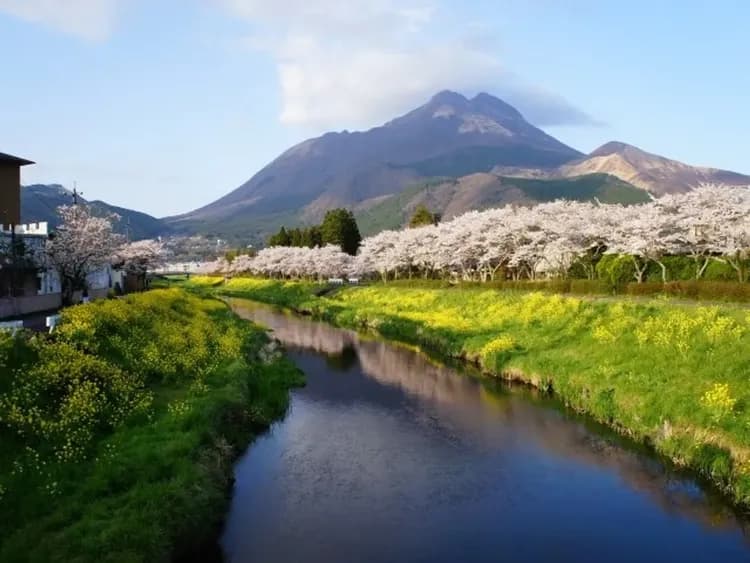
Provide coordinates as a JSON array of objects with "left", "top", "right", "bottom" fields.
[{"left": 493, "top": 141, "right": 750, "bottom": 196}]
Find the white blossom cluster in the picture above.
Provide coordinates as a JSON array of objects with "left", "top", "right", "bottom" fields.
[
  {"left": 199, "top": 244, "right": 353, "bottom": 281},
  {"left": 113, "top": 239, "right": 166, "bottom": 275},
  {"left": 203, "top": 184, "right": 750, "bottom": 283}
]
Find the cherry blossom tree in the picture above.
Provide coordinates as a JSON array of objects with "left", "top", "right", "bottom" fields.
[
  {"left": 219, "top": 183, "right": 750, "bottom": 285},
  {"left": 684, "top": 184, "right": 750, "bottom": 282},
  {"left": 46, "top": 205, "right": 124, "bottom": 305},
  {"left": 114, "top": 239, "right": 165, "bottom": 291}
]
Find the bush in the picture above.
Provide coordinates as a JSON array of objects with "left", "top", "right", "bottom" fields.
[
  {"left": 596, "top": 254, "right": 636, "bottom": 290},
  {"left": 704, "top": 259, "right": 739, "bottom": 281},
  {"left": 55, "top": 289, "right": 244, "bottom": 383},
  {"left": 644, "top": 256, "right": 695, "bottom": 282},
  {"left": 1, "top": 338, "right": 150, "bottom": 463}
]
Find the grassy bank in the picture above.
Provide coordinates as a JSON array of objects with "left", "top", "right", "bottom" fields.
[
  {"left": 0, "top": 288, "right": 303, "bottom": 562},
  {"left": 187, "top": 276, "right": 750, "bottom": 508}
]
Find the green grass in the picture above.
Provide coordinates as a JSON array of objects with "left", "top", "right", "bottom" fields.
[
  {"left": 0, "top": 289, "right": 304, "bottom": 562},
  {"left": 361, "top": 278, "right": 750, "bottom": 303},
  {"left": 189, "top": 277, "right": 750, "bottom": 508}
]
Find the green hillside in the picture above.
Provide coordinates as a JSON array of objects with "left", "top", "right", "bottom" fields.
[
  {"left": 510, "top": 174, "right": 651, "bottom": 205},
  {"left": 356, "top": 173, "right": 648, "bottom": 236},
  {"left": 356, "top": 178, "right": 454, "bottom": 235}
]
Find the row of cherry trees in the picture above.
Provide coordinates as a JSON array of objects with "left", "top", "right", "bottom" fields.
[{"left": 202, "top": 184, "right": 750, "bottom": 283}]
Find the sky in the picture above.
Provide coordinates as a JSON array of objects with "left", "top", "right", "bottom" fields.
[{"left": 0, "top": 0, "right": 748, "bottom": 217}]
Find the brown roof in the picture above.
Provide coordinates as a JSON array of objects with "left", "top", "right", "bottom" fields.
[{"left": 0, "top": 152, "right": 34, "bottom": 166}]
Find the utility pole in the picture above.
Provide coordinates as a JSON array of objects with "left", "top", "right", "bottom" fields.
[
  {"left": 125, "top": 216, "right": 132, "bottom": 242},
  {"left": 72, "top": 182, "right": 83, "bottom": 205}
]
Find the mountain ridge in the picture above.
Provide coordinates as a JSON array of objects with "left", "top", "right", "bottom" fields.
[
  {"left": 21, "top": 184, "right": 169, "bottom": 240},
  {"left": 167, "top": 90, "right": 583, "bottom": 235},
  {"left": 24, "top": 92, "right": 750, "bottom": 243},
  {"left": 167, "top": 91, "right": 750, "bottom": 241}
]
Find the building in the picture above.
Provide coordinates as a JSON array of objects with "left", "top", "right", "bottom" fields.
[
  {"left": 0, "top": 153, "right": 54, "bottom": 317},
  {"left": 0, "top": 152, "right": 34, "bottom": 227},
  {"left": 0, "top": 151, "right": 133, "bottom": 320}
]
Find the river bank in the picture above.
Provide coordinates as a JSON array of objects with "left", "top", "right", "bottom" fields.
[
  {"left": 185, "top": 276, "right": 750, "bottom": 510},
  {"left": 222, "top": 298, "right": 750, "bottom": 562},
  {"left": 0, "top": 289, "right": 304, "bottom": 562}
]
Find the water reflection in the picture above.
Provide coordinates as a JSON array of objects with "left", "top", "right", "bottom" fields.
[{"left": 224, "top": 299, "right": 750, "bottom": 563}]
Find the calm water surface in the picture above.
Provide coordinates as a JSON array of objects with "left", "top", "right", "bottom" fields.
[{"left": 221, "top": 299, "right": 750, "bottom": 563}]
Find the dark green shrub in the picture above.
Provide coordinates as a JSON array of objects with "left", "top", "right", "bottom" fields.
[
  {"left": 644, "top": 256, "right": 695, "bottom": 282},
  {"left": 704, "top": 259, "right": 740, "bottom": 281},
  {"left": 596, "top": 254, "right": 636, "bottom": 290}
]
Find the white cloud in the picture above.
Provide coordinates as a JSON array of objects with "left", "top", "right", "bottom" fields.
[
  {"left": 0, "top": 0, "right": 598, "bottom": 128},
  {"left": 276, "top": 42, "right": 504, "bottom": 129},
  {"left": 0, "top": 0, "right": 123, "bottom": 40},
  {"left": 222, "top": 0, "right": 597, "bottom": 130}
]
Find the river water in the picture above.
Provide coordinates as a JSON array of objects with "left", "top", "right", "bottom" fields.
[{"left": 220, "top": 299, "right": 750, "bottom": 563}]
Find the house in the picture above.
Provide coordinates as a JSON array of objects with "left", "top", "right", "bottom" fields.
[
  {"left": 0, "top": 152, "right": 34, "bottom": 227},
  {"left": 0, "top": 152, "right": 55, "bottom": 318}
]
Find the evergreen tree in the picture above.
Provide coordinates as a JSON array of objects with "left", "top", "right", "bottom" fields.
[
  {"left": 268, "top": 226, "right": 291, "bottom": 247},
  {"left": 289, "top": 228, "right": 303, "bottom": 247},
  {"left": 321, "top": 209, "right": 362, "bottom": 255},
  {"left": 409, "top": 205, "right": 438, "bottom": 228},
  {"left": 301, "top": 225, "right": 323, "bottom": 248}
]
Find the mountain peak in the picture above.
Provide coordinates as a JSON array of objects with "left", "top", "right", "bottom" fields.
[
  {"left": 420, "top": 90, "right": 524, "bottom": 125},
  {"left": 470, "top": 92, "right": 524, "bottom": 121},
  {"left": 178, "top": 90, "right": 583, "bottom": 236},
  {"left": 589, "top": 141, "right": 640, "bottom": 157},
  {"left": 430, "top": 90, "right": 468, "bottom": 106}
]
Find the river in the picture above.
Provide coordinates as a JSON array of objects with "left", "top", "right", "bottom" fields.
[{"left": 220, "top": 298, "right": 750, "bottom": 563}]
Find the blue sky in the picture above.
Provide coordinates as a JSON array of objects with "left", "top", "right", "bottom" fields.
[{"left": 1, "top": 0, "right": 748, "bottom": 217}]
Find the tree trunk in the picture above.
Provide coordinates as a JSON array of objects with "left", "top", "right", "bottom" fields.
[
  {"left": 631, "top": 256, "right": 648, "bottom": 283},
  {"left": 657, "top": 260, "right": 668, "bottom": 283},
  {"left": 727, "top": 254, "right": 746, "bottom": 283},
  {"left": 694, "top": 256, "right": 710, "bottom": 280},
  {"left": 61, "top": 278, "right": 74, "bottom": 307}
]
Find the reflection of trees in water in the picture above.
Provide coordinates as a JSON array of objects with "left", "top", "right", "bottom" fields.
[
  {"left": 325, "top": 345, "right": 359, "bottom": 371},
  {"left": 230, "top": 299, "right": 749, "bottom": 539},
  {"left": 229, "top": 299, "right": 359, "bottom": 355}
]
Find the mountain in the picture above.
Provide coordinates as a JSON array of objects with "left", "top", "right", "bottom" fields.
[
  {"left": 25, "top": 93, "right": 744, "bottom": 244},
  {"left": 494, "top": 141, "right": 750, "bottom": 196},
  {"left": 168, "top": 91, "right": 583, "bottom": 238},
  {"left": 355, "top": 173, "right": 649, "bottom": 236},
  {"left": 21, "top": 184, "right": 169, "bottom": 240}
]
